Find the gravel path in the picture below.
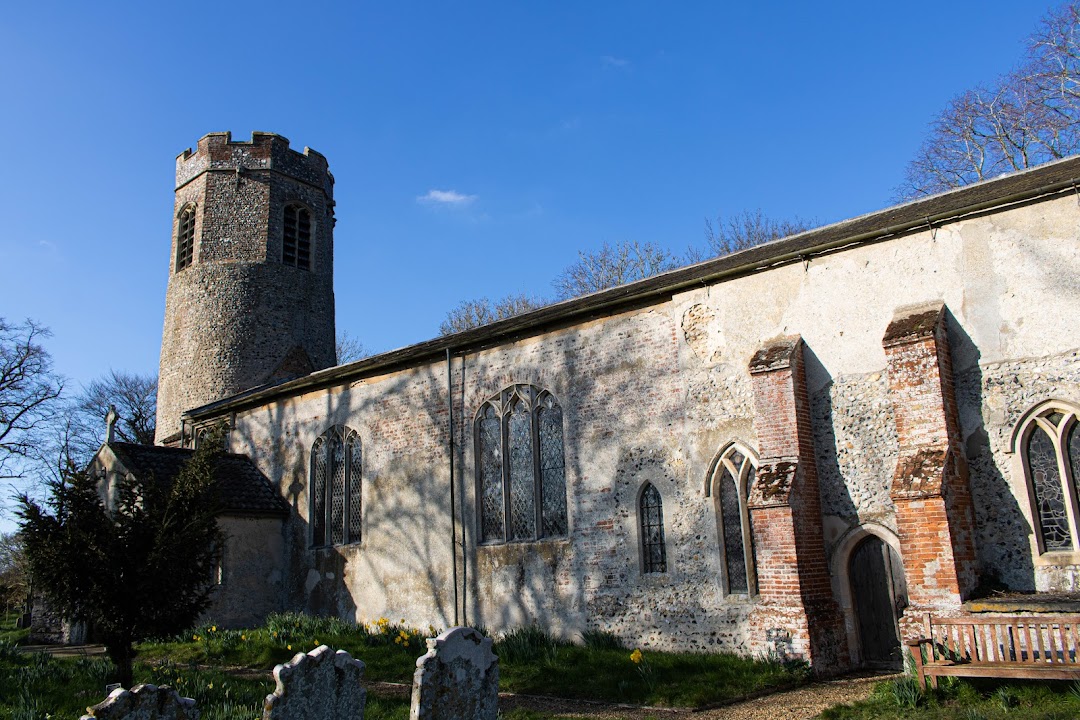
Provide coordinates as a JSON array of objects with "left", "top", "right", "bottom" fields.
[{"left": 493, "top": 673, "right": 896, "bottom": 719}]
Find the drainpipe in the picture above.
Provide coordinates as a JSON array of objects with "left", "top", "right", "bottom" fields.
[
  {"left": 447, "top": 348, "right": 459, "bottom": 626},
  {"left": 458, "top": 353, "right": 468, "bottom": 628}
]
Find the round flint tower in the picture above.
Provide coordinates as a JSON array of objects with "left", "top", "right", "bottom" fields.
[{"left": 156, "top": 131, "right": 337, "bottom": 444}]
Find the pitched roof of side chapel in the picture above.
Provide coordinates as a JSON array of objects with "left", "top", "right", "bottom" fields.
[
  {"left": 184, "top": 153, "right": 1080, "bottom": 422},
  {"left": 108, "top": 442, "right": 289, "bottom": 516}
]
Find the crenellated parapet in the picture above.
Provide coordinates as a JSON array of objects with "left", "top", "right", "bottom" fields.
[{"left": 176, "top": 131, "right": 333, "bottom": 197}]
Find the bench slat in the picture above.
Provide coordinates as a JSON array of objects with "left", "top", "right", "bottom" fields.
[{"left": 910, "top": 613, "right": 1080, "bottom": 690}]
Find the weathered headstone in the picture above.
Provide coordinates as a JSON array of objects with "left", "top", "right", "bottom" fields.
[
  {"left": 410, "top": 627, "right": 499, "bottom": 720},
  {"left": 263, "top": 645, "right": 366, "bottom": 720},
  {"left": 80, "top": 684, "right": 198, "bottom": 720}
]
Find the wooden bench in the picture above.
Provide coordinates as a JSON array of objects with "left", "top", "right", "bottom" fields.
[{"left": 907, "top": 613, "right": 1080, "bottom": 688}]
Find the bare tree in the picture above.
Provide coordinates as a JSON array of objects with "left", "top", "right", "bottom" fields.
[
  {"left": 439, "top": 294, "right": 546, "bottom": 335},
  {"left": 336, "top": 331, "right": 371, "bottom": 364},
  {"left": 553, "top": 240, "right": 682, "bottom": 299},
  {"left": 0, "top": 319, "right": 63, "bottom": 479},
  {"left": 900, "top": 3, "right": 1080, "bottom": 198},
  {"left": 63, "top": 370, "right": 157, "bottom": 464},
  {"left": 702, "top": 210, "right": 817, "bottom": 258}
]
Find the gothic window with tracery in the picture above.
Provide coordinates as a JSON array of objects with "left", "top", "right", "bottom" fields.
[
  {"left": 283, "top": 204, "right": 312, "bottom": 270},
  {"left": 311, "top": 426, "right": 362, "bottom": 546},
  {"left": 1017, "top": 404, "right": 1080, "bottom": 553},
  {"left": 709, "top": 444, "right": 757, "bottom": 594},
  {"left": 639, "top": 482, "right": 667, "bottom": 573},
  {"left": 176, "top": 205, "right": 196, "bottom": 271},
  {"left": 476, "top": 385, "right": 566, "bottom": 543}
]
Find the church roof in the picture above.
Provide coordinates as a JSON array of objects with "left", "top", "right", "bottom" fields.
[
  {"left": 107, "top": 442, "right": 289, "bottom": 517},
  {"left": 184, "top": 153, "right": 1080, "bottom": 421}
]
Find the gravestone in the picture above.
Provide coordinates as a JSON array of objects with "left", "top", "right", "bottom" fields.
[
  {"left": 80, "top": 684, "right": 197, "bottom": 720},
  {"left": 410, "top": 627, "right": 498, "bottom": 720},
  {"left": 263, "top": 645, "right": 366, "bottom": 720}
]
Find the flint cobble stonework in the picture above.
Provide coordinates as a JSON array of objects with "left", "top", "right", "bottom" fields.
[{"left": 159, "top": 134, "right": 1080, "bottom": 672}]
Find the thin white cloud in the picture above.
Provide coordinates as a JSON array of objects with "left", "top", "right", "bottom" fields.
[
  {"left": 601, "top": 55, "right": 630, "bottom": 69},
  {"left": 417, "top": 189, "right": 477, "bottom": 206}
]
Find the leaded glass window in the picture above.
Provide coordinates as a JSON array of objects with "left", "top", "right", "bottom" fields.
[
  {"left": 475, "top": 385, "right": 567, "bottom": 543},
  {"left": 311, "top": 426, "right": 362, "bottom": 547},
  {"left": 1018, "top": 406, "right": 1080, "bottom": 554},
  {"left": 176, "top": 205, "right": 196, "bottom": 271},
  {"left": 640, "top": 483, "right": 667, "bottom": 573},
  {"left": 709, "top": 444, "right": 758, "bottom": 595},
  {"left": 283, "top": 204, "right": 312, "bottom": 270}
]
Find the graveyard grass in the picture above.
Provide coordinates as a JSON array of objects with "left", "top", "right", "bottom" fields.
[
  {"left": 819, "top": 675, "right": 1080, "bottom": 720},
  {"left": 0, "top": 611, "right": 808, "bottom": 719}
]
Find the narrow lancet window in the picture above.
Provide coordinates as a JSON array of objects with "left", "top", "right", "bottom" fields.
[{"left": 640, "top": 483, "right": 667, "bottom": 573}]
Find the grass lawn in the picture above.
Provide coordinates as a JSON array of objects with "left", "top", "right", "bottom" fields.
[
  {"left": 821, "top": 675, "right": 1080, "bottom": 720},
  {"left": 0, "top": 612, "right": 807, "bottom": 719}
]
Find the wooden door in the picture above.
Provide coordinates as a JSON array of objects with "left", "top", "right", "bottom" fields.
[{"left": 849, "top": 535, "right": 905, "bottom": 668}]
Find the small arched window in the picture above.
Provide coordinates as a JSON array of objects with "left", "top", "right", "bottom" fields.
[
  {"left": 639, "top": 483, "right": 667, "bottom": 573},
  {"left": 283, "top": 204, "right": 312, "bottom": 270},
  {"left": 708, "top": 444, "right": 757, "bottom": 595},
  {"left": 475, "top": 385, "right": 566, "bottom": 543},
  {"left": 1016, "top": 404, "right": 1080, "bottom": 553},
  {"left": 176, "top": 205, "right": 196, "bottom": 271},
  {"left": 311, "top": 426, "right": 361, "bottom": 546}
]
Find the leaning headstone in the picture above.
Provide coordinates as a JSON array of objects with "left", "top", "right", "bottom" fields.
[
  {"left": 263, "top": 645, "right": 366, "bottom": 720},
  {"left": 80, "top": 684, "right": 198, "bottom": 720},
  {"left": 410, "top": 627, "right": 498, "bottom": 720}
]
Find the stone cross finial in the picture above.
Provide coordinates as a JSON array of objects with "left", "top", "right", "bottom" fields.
[{"left": 105, "top": 405, "right": 119, "bottom": 444}]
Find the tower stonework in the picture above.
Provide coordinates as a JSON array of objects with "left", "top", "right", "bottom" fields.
[{"left": 155, "top": 132, "right": 336, "bottom": 444}]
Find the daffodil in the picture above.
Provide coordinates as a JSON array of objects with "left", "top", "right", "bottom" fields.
[{"left": 630, "top": 648, "right": 643, "bottom": 665}]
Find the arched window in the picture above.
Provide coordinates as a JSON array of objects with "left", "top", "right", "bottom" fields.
[
  {"left": 176, "top": 205, "right": 196, "bottom": 271},
  {"left": 1016, "top": 404, "right": 1080, "bottom": 553},
  {"left": 639, "top": 483, "right": 667, "bottom": 573},
  {"left": 283, "top": 204, "right": 312, "bottom": 270},
  {"left": 708, "top": 444, "right": 757, "bottom": 594},
  {"left": 475, "top": 385, "right": 566, "bottom": 543},
  {"left": 311, "top": 426, "right": 361, "bottom": 546}
]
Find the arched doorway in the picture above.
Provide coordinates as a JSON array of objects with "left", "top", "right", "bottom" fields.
[{"left": 849, "top": 535, "right": 906, "bottom": 668}]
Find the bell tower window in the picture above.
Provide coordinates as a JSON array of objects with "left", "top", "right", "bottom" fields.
[
  {"left": 176, "top": 205, "right": 196, "bottom": 272},
  {"left": 283, "top": 204, "right": 312, "bottom": 270}
]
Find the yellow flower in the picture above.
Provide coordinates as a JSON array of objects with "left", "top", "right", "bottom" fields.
[
  {"left": 314, "top": 639, "right": 320, "bottom": 645},
  {"left": 630, "top": 648, "right": 643, "bottom": 665},
  {"left": 192, "top": 635, "right": 198, "bottom": 641},
  {"left": 241, "top": 635, "right": 246, "bottom": 641},
  {"left": 211, "top": 626, "right": 216, "bottom": 632},
  {"left": 287, "top": 644, "right": 292, "bottom": 650},
  {"left": 403, "top": 641, "right": 409, "bottom": 647},
  {"left": 208, "top": 682, "right": 214, "bottom": 689}
]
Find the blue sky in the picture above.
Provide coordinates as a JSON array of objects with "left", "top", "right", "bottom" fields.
[{"left": 0, "top": 1, "right": 1052, "bottom": 393}]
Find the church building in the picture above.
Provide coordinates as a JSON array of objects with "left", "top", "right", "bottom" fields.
[{"left": 102, "top": 131, "right": 1080, "bottom": 672}]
